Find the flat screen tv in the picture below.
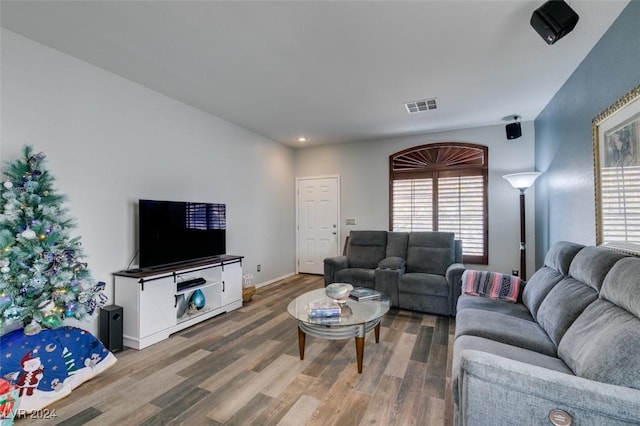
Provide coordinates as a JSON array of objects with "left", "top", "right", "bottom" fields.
[{"left": 138, "top": 199, "right": 226, "bottom": 269}]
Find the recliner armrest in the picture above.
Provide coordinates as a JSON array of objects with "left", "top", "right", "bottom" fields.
[
  {"left": 446, "top": 262, "right": 466, "bottom": 285},
  {"left": 378, "top": 256, "right": 406, "bottom": 270},
  {"left": 323, "top": 255, "right": 349, "bottom": 286}
]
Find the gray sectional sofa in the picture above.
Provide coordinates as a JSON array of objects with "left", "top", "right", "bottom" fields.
[
  {"left": 452, "top": 241, "right": 640, "bottom": 425},
  {"left": 323, "top": 230, "right": 464, "bottom": 315}
]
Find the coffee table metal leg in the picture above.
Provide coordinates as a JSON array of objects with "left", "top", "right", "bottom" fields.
[
  {"left": 298, "top": 326, "right": 306, "bottom": 360},
  {"left": 355, "top": 336, "right": 364, "bottom": 373},
  {"left": 375, "top": 322, "right": 381, "bottom": 343}
]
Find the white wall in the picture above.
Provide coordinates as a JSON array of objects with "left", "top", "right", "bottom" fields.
[
  {"left": 294, "top": 123, "right": 537, "bottom": 275},
  {"left": 1, "top": 29, "right": 296, "bottom": 334}
]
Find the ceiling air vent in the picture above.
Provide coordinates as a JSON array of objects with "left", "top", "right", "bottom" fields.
[{"left": 405, "top": 98, "right": 437, "bottom": 114}]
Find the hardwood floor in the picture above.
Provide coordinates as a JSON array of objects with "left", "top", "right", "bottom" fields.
[{"left": 18, "top": 274, "right": 455, "bottom": 425}]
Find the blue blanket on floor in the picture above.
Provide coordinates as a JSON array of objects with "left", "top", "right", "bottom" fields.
[{"left": 0, "top": 326, "right": 117, "bottom": 413}]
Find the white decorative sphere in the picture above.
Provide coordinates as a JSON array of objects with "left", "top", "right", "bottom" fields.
[
  {"left": 3, "top": 181, "right": 13, "bottom": 189},
  {"left": 1, "top": 266, "right": 9, "bottom": 273}
]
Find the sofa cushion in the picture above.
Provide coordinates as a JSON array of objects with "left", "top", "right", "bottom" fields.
[
  {"left": 536, "top": 277, "right": 598, "bottom": 346},
  {"left": 600, "top": 257, "right": 640, "bottom": 317},
  {"left": 558, "top": 300, "right": 640, "bottom": 390},
  {"left": 405, "top": 231, "right": 454, "bottom": 274},
  {"left": 335, "top": 268, "right": 375, "bottom": 289},
  {"left": 558, "top": 257, "right": 640, "bottom": 390},
  {"left": 462, "top": 270, "right": 522, "bottom": 303},
  {"left": 521, "top": 267, "right": 564, "bottom": 317},
  {"left": 398, "top": 273, "right": 448, "bottom": 296},
  {"left": 456, "top": 294, "right": 534, "bottom": 321},
  {"left": 386, "top": 231, "right": 409, "bottom": 258},
  {"left": 543, "top": 241, "right": 585, "bottom": 276},
  {"left": 521, "top": 241, "right": 584, "bottom": 317},
  {"left": 455, "top": 309, "right": 557, "bottom": 356},
  {"left": 346, "top": 231, "right": 387, "bottom": 269},
  {"left": 378, "top": 256, "right": 405, "bottom": 270},
  {"left": 567, "top": 246, "right": 628, "bottom": 292}
]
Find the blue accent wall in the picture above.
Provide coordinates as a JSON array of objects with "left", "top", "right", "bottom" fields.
[{"left": 534, "top": 1, "right": 640, "bottom": 267}]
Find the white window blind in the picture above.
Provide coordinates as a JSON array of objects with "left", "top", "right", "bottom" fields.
[
  {"left": 392, "top": 179, "right": 433, "bottom": 231},
  {"left": 438, "top": 176, "right": 484, "bottom": 256},
  {"left": 601, "top": 166, "right": 640, "bottom": 242}
]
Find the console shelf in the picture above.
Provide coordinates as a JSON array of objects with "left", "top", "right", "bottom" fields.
[
  {"left": 175, "top": 280, "right": 220, "bottom": 296},
  {"left": 113, "top": 255, "right": 243, "bottom": 349}
]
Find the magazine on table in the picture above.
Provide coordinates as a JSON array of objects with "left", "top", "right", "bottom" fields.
[
  {"left": 349, "top": 287, "right": 381, "bottom": 301},
  {"left": 309, "top": 315, "right": 342, "bottom": 325},
  {"left": 307, "top": 300, "right": 341, "bottom": 318}
]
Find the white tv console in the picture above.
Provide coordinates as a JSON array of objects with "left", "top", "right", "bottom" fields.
[{"left": 113, "top": 255, "right": 243, "bottom": 350}]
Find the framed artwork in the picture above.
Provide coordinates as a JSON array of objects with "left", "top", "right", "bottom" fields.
[{"left": 593, "top": 83, "right": 640, "bottom": 253}]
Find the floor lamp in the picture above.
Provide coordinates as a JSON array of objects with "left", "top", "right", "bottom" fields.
[{"left": 502, "top": 172, "right": 541, "bottom": 280}]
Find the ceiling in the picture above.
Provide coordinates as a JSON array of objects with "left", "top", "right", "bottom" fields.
[{"left": 0, "top": 1, "right": 629, "bottom": 147}]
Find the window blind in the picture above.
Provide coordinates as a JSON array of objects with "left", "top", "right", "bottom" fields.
[
  {"left": 392, "top": 178, "right": 433, "bottom": 231},
  {"left": 438, "top": 176, "right": 484, "bottom": 256},
  {"left": 601, "top": 166, "right": 640, "bottom": 242}
]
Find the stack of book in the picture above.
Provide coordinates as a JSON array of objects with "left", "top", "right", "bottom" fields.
[
  {"left": 349, "top": 287, "right": 381, "bottom": 301},
  {"left": 308, "top": 300, "right": 341, "bottom": 323}
]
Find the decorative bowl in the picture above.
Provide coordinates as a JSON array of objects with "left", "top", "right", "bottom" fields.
[{"left": 325, "top": 283, "right": 353, "bottom": 303}]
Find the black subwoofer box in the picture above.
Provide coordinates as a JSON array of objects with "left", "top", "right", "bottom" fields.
[
  {"left": 99, "top": 305, "right": 123, "bottom": 352},
  {"left": 530, "top": 0, "right": 579, "bottom": 45}
]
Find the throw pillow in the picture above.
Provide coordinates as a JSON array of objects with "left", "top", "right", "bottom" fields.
[{"left": 462, "top": 270, "right": 522, "bottom": 303}]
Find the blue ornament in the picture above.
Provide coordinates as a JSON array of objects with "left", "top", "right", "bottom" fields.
[{"left": 190, "top": 289, "right": 206, "bottom": 310}]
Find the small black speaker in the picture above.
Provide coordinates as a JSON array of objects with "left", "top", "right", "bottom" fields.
[
  {"left": 99, "top": 305, "right": 123, "bottom": 352},
  {"left": 530, "top": 0, "right": 579, "bottom": 45},
  {"left": 506, "top": 122, "right": 522, "bottom": 140}
]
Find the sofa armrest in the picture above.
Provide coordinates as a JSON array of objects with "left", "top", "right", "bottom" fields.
[
  {"left": 323, "top": 255, "right": 349, "bottom": 286},
  {"left": 446, "top": 262, "right": 465, "bottom": 315},
  {"left": 374, "top": 257, "right": 405, "bottom": 307},
  {"left": 457, "top": 350, "right": 640, "bottom": 426},
  {"left": 378, "top": 256, "right": 406, "bottom": 270}
]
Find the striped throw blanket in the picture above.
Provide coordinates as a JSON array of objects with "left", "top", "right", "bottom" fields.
[{"left": 462, "top": 270, "right": 522, "bottom": 303}]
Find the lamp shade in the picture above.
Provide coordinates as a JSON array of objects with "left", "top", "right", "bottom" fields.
[{"left": 502, "top": 172, "right": 541, "bottom": 190}]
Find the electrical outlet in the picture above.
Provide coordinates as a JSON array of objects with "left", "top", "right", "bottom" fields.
[{"left": 257, "top": 264, "right": 261, "bottom": 272}]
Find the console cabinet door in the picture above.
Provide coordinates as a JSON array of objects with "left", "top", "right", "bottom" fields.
[
  {"left": 139, "top": 277, "right": 176, "bottom": 337},
  {"left": 221, "top": 261, "right": 242, "bottom": 306}
]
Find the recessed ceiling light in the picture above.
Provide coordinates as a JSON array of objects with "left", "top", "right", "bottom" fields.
[{"left": 297, "top": 137, "right": 307, "bottom": 142}]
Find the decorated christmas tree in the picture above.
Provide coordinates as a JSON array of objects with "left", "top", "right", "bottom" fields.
[{"left": 0, "top": 146, "right": 106, "bottom": 334}]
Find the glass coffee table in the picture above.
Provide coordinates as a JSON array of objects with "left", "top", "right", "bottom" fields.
[{"left": 287, "top": 287, "right": 390, "bottom": 373}]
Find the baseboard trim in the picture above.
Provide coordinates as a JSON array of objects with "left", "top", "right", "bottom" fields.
[{"left": 256, "top": 272, "right": 296, "bottom": 288}]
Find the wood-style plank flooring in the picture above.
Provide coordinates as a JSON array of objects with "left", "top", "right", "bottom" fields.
[{"left": 17, "top": 274, "right": 455, "bottom": 425}]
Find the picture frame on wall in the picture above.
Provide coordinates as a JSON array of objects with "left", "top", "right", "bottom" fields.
[{"left": 593, "top": 83, "right": 640, "bottom": 254}]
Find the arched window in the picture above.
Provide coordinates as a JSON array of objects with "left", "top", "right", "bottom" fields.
[{"left": 389, "top": 143, "right": 488, "bottom": 264}]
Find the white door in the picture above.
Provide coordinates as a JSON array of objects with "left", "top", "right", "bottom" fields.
[{"left": 296, "top": 176, "right": 340, "bottom": 274}]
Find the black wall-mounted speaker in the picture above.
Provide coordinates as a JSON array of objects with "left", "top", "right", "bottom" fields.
[
  {"left": 506, "top": 122, "right": 522, "bottom": 140},
  {"left": 99, "top": 305, "right": 123, "bottom": 352},
  {"left": 530, "top": 0, "right": 579, "bottom": 45}
]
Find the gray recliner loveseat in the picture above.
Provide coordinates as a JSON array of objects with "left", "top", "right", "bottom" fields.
[{"left": 324, "top": 230, "right": 464, "bottom": 316}]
